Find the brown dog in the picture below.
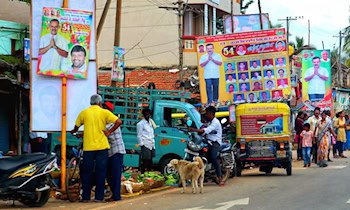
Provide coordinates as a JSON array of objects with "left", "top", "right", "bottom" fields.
[{"left": 168, "top": 157, "right": 205, "bottom": 193}]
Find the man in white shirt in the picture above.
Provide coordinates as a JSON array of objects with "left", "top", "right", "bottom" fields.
[
  {"left": 305, "top": 107, "right": 321, "bottom": 163},
  {"left": 263, "top": 60, "right": 274, "bottom": 69},
  {"left": 321, "top": 51, "right": 330, "bottom": 62},
  {"left": 275, "top": 57, "right": 285, "bottom": 68},
  {"left": 39, "top": 19, "right": 68, "bottom": 71},
  {"left": 137, "top": 108, "right": 156, "bottom": 173},
  {"left": 238, "top": 73, "right": 249, "bottom": 82},
  {"left": 304, "top": 57, "right": 329, "bottom": 102},
  {"left": 251, "top": 71, "right": 262, "bottom": 80},
  {"left": 264, "top": 70, "right": 274, "bottom": 79},
  {"left": 266, "top": 80, "right": 275, "bottom": 89},
  {"left": 29, "top": 132, "right": 49, "bottom": 154},
  {"left": 248, "top": 92, "right": 257, "bottom": 102},
  {"left": 237, "top": 45, "right": 246, "bottom": 56},
  {"left": 200, "top": 44, "right": 223, "bottom": 105},
  {"left": 188, "top": 106, "right": 224, "bottom": 185},
  {"left": 277, "top": 79, "right": 289, "bottom": 88},
  {"left": 234, "top": 94, "right": 245, "bottom": 103},
  {"left": 250, "top": 61, "right": 261, "bottom": 70},
  {"left": 226, "top": 74, "right": 236, "bottom": 83}
]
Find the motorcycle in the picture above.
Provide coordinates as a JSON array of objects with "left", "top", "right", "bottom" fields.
[
  {"left": 183, "top": 120, "right": 237, "bottom": 183},
  {"left": 0, "top": 152, "right": 58, "bottom": 207}
]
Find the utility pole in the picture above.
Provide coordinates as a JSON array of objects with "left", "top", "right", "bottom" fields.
[
  {"left": 97, "top": 0, "right": 112, "bottom": 41},
  {"left": 230, "top": 0, "right": 234, "bottom": 33},
  {"left": 112, "top": 0, "right": 122, "bottom": 87},
  {"left": 333, "top": 31, "right": 346, "bottom": 86},
  {"left": 160, "top": 0, "right": 188, "bottom": 81},
  {"left": 278, "top": 16, "right": 303, "bottom": 44},
  {"left": 257, "top": 0, "right": 263, "bottom": 30}
]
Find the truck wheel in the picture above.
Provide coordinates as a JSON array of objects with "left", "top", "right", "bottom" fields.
[
  {"left": 286, "top": 161, "right": 292, "bottom": 176},
  {"left": 160, "top": 158, "right": 178, "bottom": 175}
]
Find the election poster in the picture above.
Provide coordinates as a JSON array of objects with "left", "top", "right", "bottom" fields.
[
  {"left": 196, "top": 29, "right": 290, "bottom": 106},
  {"left": 111, "top": 46, "right": 125, "bottom": 82},
  {"left": 224, "top": 14, "right": 270, "bottom": 34},
  {"left": 301, "top": 50, "right": 332, "bottom": 110},
  {"left": 37, "top": 7, "right": 93, "bottom": 79},
  {"left": 24, "top": 38, "right": 30, "bottom": 62}
]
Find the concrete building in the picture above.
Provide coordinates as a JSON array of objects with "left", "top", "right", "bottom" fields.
[{"left": 97, "top": 0, "right": 240, "bottom": 68}]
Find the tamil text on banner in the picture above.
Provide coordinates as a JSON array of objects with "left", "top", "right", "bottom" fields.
[
  {"left": 224, "top": 14, "right": 269, "bottom": 34},
  {"left": 196, "top": 29, "right": 290, "bottom": 105},
  {"left": 36, "top": 7, "right": 92, "bottom": 79},
  {"left": 111, "top": 46, "right": 125, "bottom": 82},
  {"left": 301, "top": 50, "right": 332, "bottom": 110}
]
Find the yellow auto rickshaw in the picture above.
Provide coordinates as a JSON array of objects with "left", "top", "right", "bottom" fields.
[{"left": 235, "top": 103, "right": 292, "bottom": 176}]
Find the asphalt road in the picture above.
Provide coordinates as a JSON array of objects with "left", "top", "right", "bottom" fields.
[{"left": 1, "top": 151, "right": 350, "bottom": 210}]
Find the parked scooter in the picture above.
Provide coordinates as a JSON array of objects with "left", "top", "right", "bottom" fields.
[
  {"left": 0, "top": 153, "right": 58, "bottom": 207},
  {"left": 183, "top": 120, "right": 236, "bottom": 183}
]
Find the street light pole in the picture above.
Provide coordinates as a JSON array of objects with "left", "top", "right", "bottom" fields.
[{"left": 278, "top": 16, "right": 303, "bottom": 44}]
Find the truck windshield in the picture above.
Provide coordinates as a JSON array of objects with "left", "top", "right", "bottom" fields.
[{"left": 190, "top": 108, "right": 201, "bottom": 127}]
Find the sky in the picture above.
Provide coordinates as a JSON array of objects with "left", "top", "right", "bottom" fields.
[{"left": 246, "top": 0, "right": 349, "bottom": 51}]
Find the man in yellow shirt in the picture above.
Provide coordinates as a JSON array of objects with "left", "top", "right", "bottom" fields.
[{"left": 71, "top": 94, "right": 121, "bottom": 202}]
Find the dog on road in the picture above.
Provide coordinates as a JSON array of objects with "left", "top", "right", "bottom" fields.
[{"left": 168, "top": 157, "right": 205, "bottom": 193}]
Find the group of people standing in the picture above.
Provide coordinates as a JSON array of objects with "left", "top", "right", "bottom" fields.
[
  {"left": 70, "top": 94, "right": 155, "bottom": 202},
  {"left": 295, "top": 107, "right": 350, "bottom": 168}
]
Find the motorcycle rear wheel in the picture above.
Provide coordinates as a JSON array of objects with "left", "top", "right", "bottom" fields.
[
  {"left": 66, "top": 157, "right": 81, "bottom": 202},
  {"left": 19, "top": 187, "right": 50, "bottom": 207}
]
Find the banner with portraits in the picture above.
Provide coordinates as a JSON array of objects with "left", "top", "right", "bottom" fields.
[
  {"left": 224, "top": 14, "right": 270, "bottom": 34},
  {"left": 111, "top": 46, "right": 125, "bottom": 82},
  {"left": 36, "top": 7, "right": 92, "bottom": 79},
  {"left": 301, "top": 50, "right": 332, "bottom": 110},
  {"left": 196, "top": 29, "right": 290, "bottom": 105}
]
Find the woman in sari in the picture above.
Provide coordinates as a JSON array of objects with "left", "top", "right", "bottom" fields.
[
  {"left": 314, "top": 111, "right": 337, "bottom": 167},
  {"left": 334, "top": 110, "right": 347, "bottom": 158}
]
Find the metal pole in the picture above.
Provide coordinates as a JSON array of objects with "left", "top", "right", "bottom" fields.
[
  {"left": 178, "top": 0, "right": 184, "bottom": 81},
  {"left": 286, "top": 17, "right": 290, "bottom": 44},
  {"left": 230, "top": 0, "right": 234, "bottom": 33},
  {"left": 97, "top": 0, "right": 112, "bottom": 41},
  {"left": 338, "top": 30, "right": 342, "bottom": 86},
  {"left": 112, "top": 0, "right": 122, "bottom": 87},
  {"left": 258, "top": 0, "right": 263, "bottom": 30}
]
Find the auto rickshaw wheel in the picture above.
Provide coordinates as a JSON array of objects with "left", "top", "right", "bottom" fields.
[
  {"left": 236, "top": 163, "right": 242, "bottom": 177},
  {"left": 286, "top": 161, "right": 292, "bottom": 176}
]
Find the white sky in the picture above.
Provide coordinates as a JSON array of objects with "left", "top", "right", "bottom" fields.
[{"left": 246, "top": 0, "right": 349, "bottom": 51}]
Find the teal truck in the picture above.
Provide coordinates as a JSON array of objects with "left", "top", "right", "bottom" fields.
[{"left": 98, "top": 86, "right": 202, "bottom": 174}]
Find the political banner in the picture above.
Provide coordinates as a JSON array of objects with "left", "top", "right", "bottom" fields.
[
  {"left": 301, "top": 50, "right": 332, "bottom": 110},
  {"left": 111, "top": 46, "right": 125, "bottom": 82},
  {"left": 224, "top": 14, "right": 269, "bottom": 34},
  {"left": 37, "top": 7, "right": 93, "bottom": 79},
  {"left": 196, "top": 29, "right": 290, "bottom": 106},
  {"left": 24, "top": 38, "right": 30, "bottom": 62}
]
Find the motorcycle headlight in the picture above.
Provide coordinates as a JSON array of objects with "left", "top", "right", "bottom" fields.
[{"left": 188, "top": 141, "right": 202, "bottom": 152}]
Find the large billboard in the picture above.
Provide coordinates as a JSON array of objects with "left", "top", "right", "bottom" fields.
[
  {"left": 37, "top": 7, "right": 93, "bottom": 79},
  {"left": 301, "top": 50, "right": 332, "bottom": 110},
  {"left": 31, "top": 0, "right": 97, "bottom": 131},
  {"left": 224, "top": 14, "right": 270, "bottom": 34},
  {"left": 196, "top": 29, "right": 290, "bottom": 105}
]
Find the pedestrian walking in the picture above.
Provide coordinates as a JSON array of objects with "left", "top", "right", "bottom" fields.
[
  {"left": 307, "top": 107, "right": 321, "bottom": 164},
  {"left": 301, "top": 123, "right": 313, "bottom": 167},
  {"left": 294, "top": 111, "right": 305, "bottom": 160},
  {"left": 102, "top": 102, "right": 124, "bottom": 202},
  {"left": 314, "top": 111, "right": 337, "bottom": 167},
  {"left": 345, "top": 115, "right": 350, "bottom": 151},
  {"left": 325, "top": 110, "right": 335, "bottom": 162},
  {"left": 70, "top": 94, "right": 121, "bottom": 202},
  {"left": 137, "top": 108, "right": 156, "bottom": 173},
  {"left": 333, "top": 110, "right": 348, "bottom": 158}
]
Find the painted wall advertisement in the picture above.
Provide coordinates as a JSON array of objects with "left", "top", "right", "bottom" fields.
[
  {"left": 224, "top": 14, "right": 270, "bottom": 34},
  {"left": 301, "top": 50, "right": 332, "bottom": 110},
  {"left": 111, "top": 46, "right": 125, "bottom": 82},
  {"left": 196, "top": 29, "right": 290, "bottom": 106},
  {"left": 240, "top": 114, "right": 283, "bottom": 135},
  {"left": 37, "top": 7, "right": 93, "bottom": 79}
]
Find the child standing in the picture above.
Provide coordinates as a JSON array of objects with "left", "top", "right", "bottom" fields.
[{"left": 300, "top": 123, "right": 313, "bottom": 167}]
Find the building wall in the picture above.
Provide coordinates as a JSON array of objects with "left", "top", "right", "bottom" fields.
[
  {"left": 0, "top": 1, "right": 29, "bottom": 25},
  {"left": 97, "top": 0, "right": 240, "bottom": 68},
  {"left": 0, "top": 20, "right": 29, "bottom": 55}
]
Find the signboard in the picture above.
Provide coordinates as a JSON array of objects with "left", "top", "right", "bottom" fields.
[
  {"left": 224, "top": 14, "right": 270, "bottom": 34},
  {"left": 37, "top": 7, "right": 93, "bottom": 79},
  {"left": 229, "top": 104, "right": 236, "bottom": 123},
  {"left": 196, "top": 29, "right": 290, "bottom": 105},
  {"left": 111, "top": 46, "right": 125, "bottom": 82},
  {"left": 301, "top": 50, "right": 332, "bottom": 110},
  {"left": 24, "top": 38, "right": 30, "bottom": 62},
  {"left": 31, "top": 0, "right": 97, "bottom": 131},
  {"left": 240, "top": 114, "right": 283, "bottom": 135}
]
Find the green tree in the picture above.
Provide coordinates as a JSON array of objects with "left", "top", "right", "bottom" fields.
[{"left": 295, "top": 36, "right": 304, "bottom": 50}]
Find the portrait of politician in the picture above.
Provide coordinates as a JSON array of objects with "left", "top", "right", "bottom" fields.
[
  {"left": 304, "top": 57, "right": 329, "bottom": 102},
  {"left": 67, "top": 45, "right": 87, "bottom": 74},
  {"left": 39, "top": 19, "right": 68, "bottom": 71},
  {"left": 199, "top": 43, "right": 223, "bottom": 105}
]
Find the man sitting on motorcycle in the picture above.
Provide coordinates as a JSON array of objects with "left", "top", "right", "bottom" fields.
[{"left": 188, "top": 106, "right": 224, "bottom": 186}]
